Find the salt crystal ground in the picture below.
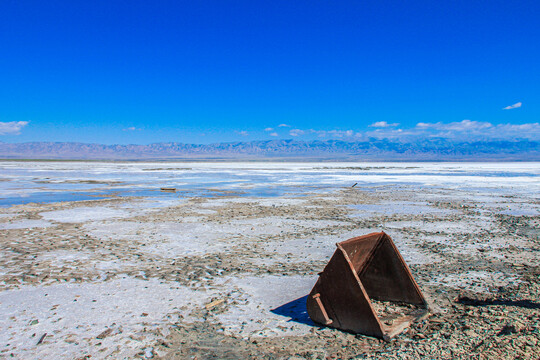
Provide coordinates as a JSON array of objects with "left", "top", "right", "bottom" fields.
[{"left": 0, "top": 162, "right": 539, "bottom": 359}]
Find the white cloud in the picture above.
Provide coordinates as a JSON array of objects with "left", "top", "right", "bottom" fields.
[
  {"left": 415, "top": 122, "right": 441, "bottom": 129},
  {"left": 278, "top": 124, "right": 291, "bottom": 128},
  {"left": 271, "top": 120, "right": 540, "bottom": 142},
  {"left": 269, "top": 132, "right": 279, "bottom": 137},
  {"left": 122, "top": 126, "right": 141, "bottom": 131},
  {"left": 0, "top": 121, "right": 29, "bottom": 135},
  {"left": 264, "top": 127, "right": 274, "bottom": 132},
  {"left": 416, "top": 120, "right": 492, "bottom": 131},
  {"left": 364, "top": 127, "right": 409, "bottom": 139},
  {"left": 237, "top": 130, "right": 249, "bottom": 136},
  {"left": 503, "top": 102, "right": 522, "bottom": 110},
  {"left": 369, "top": 121, "right": 399, "bottom": 128},
  {"left": 365, "top": 120, "right": 539, "bottom": 140},
  {"left": 493, "top": 122, "right": 540, "bottom": 138},
  {"left": 327, "top": 130, "right": 355, "bottom": 138},
  {"left": 309, "top": 129, "right": 358, "bottom": 138},
  {"left": 499, "top": 123, "right": 539, "bottom": 131}
]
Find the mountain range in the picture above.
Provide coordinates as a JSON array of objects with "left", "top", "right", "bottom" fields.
[{"left": 1, "top": 139, "right": 538, "bottom": 161}]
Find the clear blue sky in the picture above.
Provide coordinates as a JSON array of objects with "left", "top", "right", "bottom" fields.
[{"left": 0, "top": 1, "right": 538, "bottom": 144}]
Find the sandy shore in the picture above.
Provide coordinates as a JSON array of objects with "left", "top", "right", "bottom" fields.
[{"left": 1, "top": 169, "right": 539, "bottom": 359}]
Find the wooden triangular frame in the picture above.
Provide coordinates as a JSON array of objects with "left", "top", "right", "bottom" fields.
[{"left": 307, "top": 232, "right": 428, "bottom": 339}]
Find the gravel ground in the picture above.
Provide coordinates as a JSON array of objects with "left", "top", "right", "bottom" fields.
[{"left": 0, "top": 182, "right": 539, "bottom": 359}]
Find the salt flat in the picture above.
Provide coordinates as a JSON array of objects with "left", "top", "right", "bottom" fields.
[{"left": 0, "top": 161, "right": 538, "bottom": 359}]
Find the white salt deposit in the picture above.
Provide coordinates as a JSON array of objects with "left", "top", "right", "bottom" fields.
[
  {"left": 2, "top": 161, "right": 539, "bottom": 205},
  {"left": 0, "top": 277, "right": 208, "bottom": 359},
  {"left": 0, "top": 160, "right": 538, "bottom": 359},
  {"left": 40, "top": 207, "right": 130, "bottom": 223},
  {"left": 384, "top": 219, "right": 498, "bottom": 234},
  {"left": 348, "top": 201, "right": 458, "bottom": 217},
  {"left": 251, "top": 198, "right": 308, "bottom": 207},
  {"left": 263, "top": 229, "right": 373, "bottom": 262},
  {"left": 215, "top": 275, "right": 317, "bottom": 338},
  {"left": 36, "top": 250, "right": 92, "bottom": 267},
  {"left": 0, "top": 219, "right": 53, "bottom": 229},
  {"left": 430, "top": 271, "right": 521, "bottom": 293}
]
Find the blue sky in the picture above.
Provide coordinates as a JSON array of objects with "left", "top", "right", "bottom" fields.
[{"left": 0, "top": 1, "right": 538, "bottom": 144}]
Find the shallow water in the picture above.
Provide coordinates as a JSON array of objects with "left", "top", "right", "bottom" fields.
[{"left": 0, "top": 161, "right": 538, "bottom": 207}]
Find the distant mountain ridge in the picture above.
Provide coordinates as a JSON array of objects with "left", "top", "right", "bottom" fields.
[{"left": 0, "top": 139, "right": 538, "bottom": 160}]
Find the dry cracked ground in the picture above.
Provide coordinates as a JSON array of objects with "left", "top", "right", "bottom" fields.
[{"left": 0, "top": 185, "right": 539, "bottom": 359}]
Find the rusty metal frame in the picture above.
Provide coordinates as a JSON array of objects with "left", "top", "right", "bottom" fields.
[{"left": 306, "top": 232, "right": 428, "bottom": 340}]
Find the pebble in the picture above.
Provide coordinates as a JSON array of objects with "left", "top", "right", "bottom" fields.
[{"left": 144, "top": 347, "right": 154, "bottom": 358}]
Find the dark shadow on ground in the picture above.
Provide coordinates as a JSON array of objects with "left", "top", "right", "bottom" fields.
[
  {"left": 271, "top": 295, "right": 317, "bottom": 326},
  {"left": 458, "top": 296, "right": 540, "bottom": 309}
]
